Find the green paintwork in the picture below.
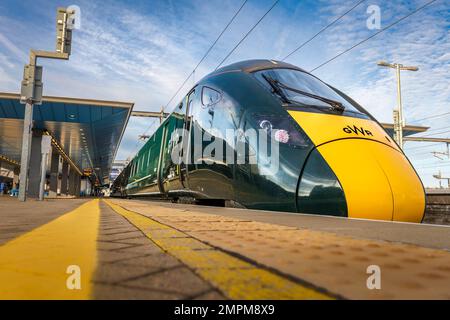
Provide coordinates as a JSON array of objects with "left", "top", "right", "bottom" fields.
[{"left": 297, "top": 149, "right": 347, "bottom": 216}]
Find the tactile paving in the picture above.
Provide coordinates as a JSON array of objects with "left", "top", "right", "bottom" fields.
[
  {"left": 105, "top": 200, "right": 332, "bottom": 300},
  {"left": 109, "top": 199, "right": 450, "bottom": 299}
]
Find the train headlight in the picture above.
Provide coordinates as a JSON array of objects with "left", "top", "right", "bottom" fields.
[{"left": 274, "top": 129, "right": 290, "bottom": 144}]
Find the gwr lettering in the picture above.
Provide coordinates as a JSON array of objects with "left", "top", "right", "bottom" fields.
[{"left": 343, "top": 125, "right": 373, "bottom": 136}]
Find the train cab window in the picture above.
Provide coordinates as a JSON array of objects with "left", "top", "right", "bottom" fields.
[
  {"left": 202, "top": 86, "right": 221, "bottom": 107},
  {"left": 184, "top": 90, "right": 196, "bottom": 129},
  {"left": 187, "top": 90, "right": 196, "bottom": 113},
  {"left": 253, "top": 69, "right": 369, "bottom": 118}
]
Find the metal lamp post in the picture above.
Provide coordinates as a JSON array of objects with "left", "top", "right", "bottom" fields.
[
  {"left": 377, "top": 61, "right": 419, "bottom": 149},
  {"left": 18, "top": 7, "right": 76, "bottom": 201}
]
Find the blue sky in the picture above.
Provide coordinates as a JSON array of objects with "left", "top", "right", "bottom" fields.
[{"left": 0, "top": 0, "right": 449, "bottom": 187}]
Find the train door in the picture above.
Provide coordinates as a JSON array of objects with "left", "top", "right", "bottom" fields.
[
  {"left": 179, "top": 89, "right": 197, "bottom": 189},
  {"left": 158, "top": 91, "right": 196, "bottom": 194},
  {"left": 158, "top": 117, "right": 180, "bottom": 193},
  {"left": 156, "top": 121, "right": 169, "bottom": 193}
]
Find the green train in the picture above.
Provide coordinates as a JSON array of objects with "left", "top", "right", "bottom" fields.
[{"left": 111, "top": 60, "right": 425, "bottom": 222}]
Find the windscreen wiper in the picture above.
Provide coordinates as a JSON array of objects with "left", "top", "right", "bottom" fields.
[
  {"left": 261, "top": 74, "right": 291, "bottom": 104},
  {"left": 263, "top": 75, "right": 345, "bottom": 112}
]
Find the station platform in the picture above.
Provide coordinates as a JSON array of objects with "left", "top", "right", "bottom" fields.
[{"left": 0, "top": 197, "right": 449, "bottom": 300}]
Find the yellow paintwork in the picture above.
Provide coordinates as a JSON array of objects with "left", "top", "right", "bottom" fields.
[
  {"left": 370, "top": 142, "right": 426, "bottom": 222},
  {"left": 288, "top": 111, "right": 399, "bottom": 150},
  {"left": 0, "top": 200, "right": 100, "bottom": 299},
  {"left": 318, "top": 140, "right": 394, "bottom": 220},
  {"left": 289, "top": 111, "right": 425, "bottom": 222},
  {"left": 104, "top": 200, "right": 332, "bottom": 299}
]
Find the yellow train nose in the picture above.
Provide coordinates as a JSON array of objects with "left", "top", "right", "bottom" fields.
[
  {"left": 288, "top": 110, "right": 425, "bottom": 222},
  {"left": 317, "top": 139, "right": 425, "bottom": 222}
]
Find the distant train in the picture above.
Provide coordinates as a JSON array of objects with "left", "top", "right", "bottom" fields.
[{"left": 111, "top": 60, "right": 425, "bottom": 222}]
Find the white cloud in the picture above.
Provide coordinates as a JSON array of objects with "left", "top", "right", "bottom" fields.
[{"left": 0, "top": 32, "right": 28, "bottom": 61}]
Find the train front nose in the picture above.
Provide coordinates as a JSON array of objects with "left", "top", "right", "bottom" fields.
[
  {"left": 289, "top": 111, "right": 425, "bottom": 222},
  {"left": 298, "top": 139, "right": 425, "bottom": 222}
]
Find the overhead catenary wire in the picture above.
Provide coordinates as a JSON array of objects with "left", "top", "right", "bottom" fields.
[
  {"left": 309, "top": 0, "right": 438, "bottom": 73},
  {"left": 281, "top": 0, "right": 366, "bottom": 61},
  {"left": 419, "top": 125, "right": 450, "bottom": 133},
  {"left": 407, "top": 149, "right": 448, "bottom": 157},
  {"left": 416, "top": 165, "right": 450, "bottom": 170},
  {"left": 126, "top": 117, "right": 160, "bottom": 161},
  {"left": 405, "top": 137, "right": 450, "bottom": 150},
  {"left": 417, "top": 168, "right": 450, "bottom": 172},
  {"left": 412, "top": 156, "right": 450, "bottom": 163},
  {"left": 133, "top": 0, "right": 249, "bottom": 158},
  {"left": 402, "top": 126, "right": 450, "bottom": 155},
  {"left": 141, "top": 116, "right": 160, "bottom": 136},
  {"left": 214, "top": 0, "right": 280, "bottom": 70},
  {"left": 413, "top": 130, "right": 450, "bottom": 138},
  {"left": 409, "top": 111, "right": 450, "bottom": 124},
  {"left": 404, "top": 144, "right": 442, "bottom": 151},
  {"left": 163, "top": 0, "right": 249, "bottom": 111},
  {"left": 402, "top": 134, "right": 449, "bottom": 154}
]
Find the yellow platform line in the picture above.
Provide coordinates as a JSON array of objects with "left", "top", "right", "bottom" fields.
[
  {"left": 104, "top": 200, "right": 332, "bottom": 300},
  {"left": 0, "top": 199, "right": 100, "bottom": 300}
]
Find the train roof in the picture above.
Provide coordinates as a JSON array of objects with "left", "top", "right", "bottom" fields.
[{"left": 207, "top": 59, "right": 307, "bottom": 79}]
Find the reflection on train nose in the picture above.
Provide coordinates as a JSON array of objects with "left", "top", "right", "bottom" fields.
[{"left": 297, "top": 149, "right": 347, "bottom": 217}]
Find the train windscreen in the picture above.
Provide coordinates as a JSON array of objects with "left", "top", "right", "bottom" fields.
[{"left": 253, "top": 68, "right": 369, "bottom": 118}]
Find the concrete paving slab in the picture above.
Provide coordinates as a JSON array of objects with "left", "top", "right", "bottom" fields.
[
  {"left": 93, "top": 201, "right": 221, "bottom": 300},
  {"left": 121, "top": 266, "right": 214, "bottom": 297},
  {"left": 0, "top": 197, "right": 89, "bottom": 244}
]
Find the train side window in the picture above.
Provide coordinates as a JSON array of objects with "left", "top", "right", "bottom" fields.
[
  {"left": 202, "top": 86, "right": 221, "bottom": 107},
  {"left": 141, "top": 152, "right": 147, "bottom": 171},
  {"left": 147, "top": 147, "right": 152, "bottom": 166}
]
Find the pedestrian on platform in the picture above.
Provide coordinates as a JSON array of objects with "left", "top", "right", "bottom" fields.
[{"left": 0, "top": 181, "right": 5, "bottom": 196}]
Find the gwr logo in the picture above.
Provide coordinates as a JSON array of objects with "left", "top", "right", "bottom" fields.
[{"left": 343, "top": 125, "right": 373, "bottom": 137}]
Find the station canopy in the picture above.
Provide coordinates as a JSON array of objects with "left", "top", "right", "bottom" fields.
[
  {"left": 380, "top": 123, "right": 429, "bottom": 138},
  {"left": 0, "top": 92, "right": 133, "bottom": 184}
]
